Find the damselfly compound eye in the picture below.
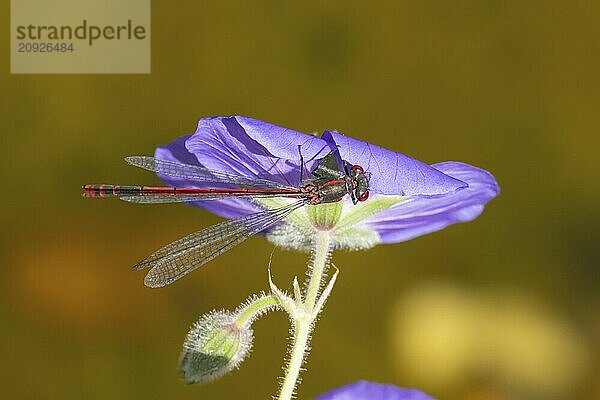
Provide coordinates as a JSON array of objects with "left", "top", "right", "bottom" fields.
[
  {"left": 351, "top": 165, "right": 364, "bottom": 173},
  {"left": 357, "top": 190, "right": 369, "bottom": 202}
]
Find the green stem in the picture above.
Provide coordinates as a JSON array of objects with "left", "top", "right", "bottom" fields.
[
  {"left": 234, "top": 295, "right": 279, "bottom": 327},
  {"left": 277, "top": 230, "right": 332, "bottom": 400},
  {"left": 278, "top": 319, "right": 311, "bottom": 400},
  {"left": 305, "top": 231, "right": 332, "bottom": 309}
]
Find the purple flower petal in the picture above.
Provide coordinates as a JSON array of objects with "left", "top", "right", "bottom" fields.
[
  {"left": 186, "top": 116, "right": 330, "bottom": 188},
  {"left": 322, "top": 131, "right": 467, "bottom": 196},
  {"left": 362, "top": 161, "right": 499, "bottom": 244},
  {"left": 315, "top": 381, "right": 436, "bottom": 400}
]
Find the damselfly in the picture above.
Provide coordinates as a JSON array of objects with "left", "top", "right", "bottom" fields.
[{"left": 83, "top": 152, "right": 370, "bottom": 288}]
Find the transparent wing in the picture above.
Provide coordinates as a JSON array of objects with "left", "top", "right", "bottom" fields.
[
  {"left": 125, "top": 156, "right": 296, "bottom": 190},
  {"left": 119, "top": 192, "right": 301, "bottom": 204},
  {"left": 134, "top": 200, "right": 307, "bottom": 288}
]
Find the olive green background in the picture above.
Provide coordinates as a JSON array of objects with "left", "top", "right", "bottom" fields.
[{"left": 1, "top": 1, "right": 598, "bottom": 399}]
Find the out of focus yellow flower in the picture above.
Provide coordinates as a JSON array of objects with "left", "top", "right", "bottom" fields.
[{"left": 390, "top": 282, "right": 590, "bottom": 399}]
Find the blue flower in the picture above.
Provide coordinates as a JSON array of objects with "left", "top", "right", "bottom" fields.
[
  {"left": 156, "top": 116, "right": 498, "bottom": 249},
  {"left": 315, "top": 381, "right": 436, "bottom": 400}
]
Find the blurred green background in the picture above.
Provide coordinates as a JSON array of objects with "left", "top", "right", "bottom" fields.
[{"left": 1, "top": 1, "right": 598, "bottom": 399}]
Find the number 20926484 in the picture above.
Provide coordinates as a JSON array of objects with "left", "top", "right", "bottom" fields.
[{"left": 17, "top": 42, "right": 74, "bottom": 52}]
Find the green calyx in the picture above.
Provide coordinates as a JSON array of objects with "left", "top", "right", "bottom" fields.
[
  {"left": 261, "top": 195, "right": 408, "bottom": 251},
  {"left": 179, "top": 294, "right": 280, "bottom": 384},
  {"left": 336, "top": 195, "right": 407, "bottom": 230},
  {"left": 179, "top": 312, "right": 253, "bottom": 384},
  {"left": 307, "top": 201, "right": 343, "bottom": 229},
  {"left": 180, "top": 348, "right": 230, "bottom": 384},
  {"left": 201, "top": 326, "right": 241, "bottom": 361}
]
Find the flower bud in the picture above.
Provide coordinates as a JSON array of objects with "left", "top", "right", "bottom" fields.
[{"left": 179, "top": 311, "right": 253, "bottom": 384}]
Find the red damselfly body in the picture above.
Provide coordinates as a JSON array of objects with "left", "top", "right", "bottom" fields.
[{"left": 83, "top": 152, "right": 370, "bottom": 288}]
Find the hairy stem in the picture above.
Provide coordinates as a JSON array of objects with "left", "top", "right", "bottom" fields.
[
  {"left": 234, "top": 294, "right": 279, "bottom": 327},
  {"left": 278, "top": 319, "right": 312, "bottom": 400},
  {"left": 305, "top": 231, "right": 332, "bottom": 309},
  {"left": 277, "top": 231, "right": 332, "bottom": 400}
]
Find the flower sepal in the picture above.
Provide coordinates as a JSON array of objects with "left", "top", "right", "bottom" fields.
[
  {"left": 268, "top": 266, "right": 339, "bottom": 321},
  {"left": 268, "top": 268, "right": 301, "bottom": 318},
  {"left": 179, "top": 292, "right": 280, "bottom": 384},
  {"left": 179, "top": 310, "right": 253, "bottom": 384}
]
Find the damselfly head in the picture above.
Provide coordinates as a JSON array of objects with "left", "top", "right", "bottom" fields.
[{"left": 350, "top": 165, "right": 370, "bottom": 202}]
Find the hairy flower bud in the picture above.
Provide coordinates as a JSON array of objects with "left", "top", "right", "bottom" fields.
[{"left": 179, "top": 311, "right": 253, "bottom": 384}]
